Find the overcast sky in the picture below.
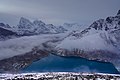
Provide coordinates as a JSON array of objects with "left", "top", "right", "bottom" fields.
[{"left": 0, "top": 0, "right": 120, "bottom": 26}]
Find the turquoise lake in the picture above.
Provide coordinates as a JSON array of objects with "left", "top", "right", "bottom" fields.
[{"left": 23, "top": 54, "right": 119, "bottom": 74}]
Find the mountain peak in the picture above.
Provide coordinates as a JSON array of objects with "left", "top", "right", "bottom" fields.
[
  {"left": 18, "top": 17, "right": 33, "bottom": 30},
  {"left": 0, "top": 23, "right": 5, "bottom": 27},
  {"left": 20, "top": 17, "right": 28, "bottom": 21},
  {"left": 33, "top": 20, "right": 45, "bottom": 26},
  {"left": 117, "top": 10, "right": 120, "bottom": 15},
  {"left": 19, "top": 17, "right": 31, "bottom": 24}
]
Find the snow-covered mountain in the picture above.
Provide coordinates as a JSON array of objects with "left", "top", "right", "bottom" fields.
[
  {"left": 56, "top": 10, "right": 120, "bottom": 53},
  {"left": 0, "top": 18, "right": 66, "bottom": 37},
  {"left": 17, "top": 17, "right": 49, "bottom": 35},
  {"left": 0, "top": 17, "right": 85, "bottom": 40},
  {"left": 15, "top": 17, "right": 68, "bottom": 35},
  {"left": 16, "top": 18, "right": 85, "bottom": 35},
  {"left": 55, "top": 10, "right": 120, "bottom": 71}
]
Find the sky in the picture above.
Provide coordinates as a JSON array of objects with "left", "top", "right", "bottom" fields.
[{"left": 0, "top": 0, "right": 120, "bottom": 26}]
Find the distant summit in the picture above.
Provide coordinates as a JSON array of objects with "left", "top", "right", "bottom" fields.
[{"left": 117, "top": 10, "right": 120, "bottom": 15}]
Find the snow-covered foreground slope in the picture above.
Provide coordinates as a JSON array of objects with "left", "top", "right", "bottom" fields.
[{"left": 0, "top": 72, "right": 120, "bottom": 80}]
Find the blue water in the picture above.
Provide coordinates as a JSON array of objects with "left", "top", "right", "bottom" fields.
[{"left": 23, "top": 54, "right": 119, "bottom": 74}]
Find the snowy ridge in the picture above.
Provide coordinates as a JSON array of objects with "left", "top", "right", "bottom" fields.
[{"left": 56, "top": 10, "right": 120, "bottom": 53}]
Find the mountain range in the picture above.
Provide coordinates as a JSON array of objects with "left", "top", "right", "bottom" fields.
[
  {"left": 0, "top": 10, "right": 120, "bottom": 72},
  {"left": 0, "top": 17, "right": 84, "bottom": 38}
]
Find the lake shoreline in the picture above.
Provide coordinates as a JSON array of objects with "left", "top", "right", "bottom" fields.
[{"left": 23, "top": 53, "right": 120, "bottom": 74}]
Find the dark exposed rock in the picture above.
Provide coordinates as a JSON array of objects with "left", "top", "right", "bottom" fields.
[
  {"left": 105, "top": 26, "right": 109, "bottom": 31},
  {"left": 106, "top": 17, "right": 113, "bottom": 23},
  {"left": 0, "top": 27, "right": 17, "bottom": 36},
  {"left": 0, "top": 23, "right": 5, "bottom": 26},
  {"left": 118, "top": 21, "right": 120, "bottom": 25},
  {"left": 90, "top": 19, "right": 104, "bottom": 30}
]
